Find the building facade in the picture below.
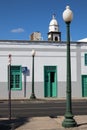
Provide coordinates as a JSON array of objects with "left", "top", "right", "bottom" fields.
[{"left": 0, "top": 40, "right": 87, "bottom": 99}]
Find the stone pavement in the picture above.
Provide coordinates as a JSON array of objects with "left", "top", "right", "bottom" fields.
[
  {"left": 0, "top": 115, "right": 87, "bottom": 130},
  {"left": 15, "top": 115, "right": 87, "bottom": 130}
]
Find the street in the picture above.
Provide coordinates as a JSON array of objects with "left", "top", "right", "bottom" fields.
[{"left": 0, "top": 99, "right": 87, "bottom": 118}]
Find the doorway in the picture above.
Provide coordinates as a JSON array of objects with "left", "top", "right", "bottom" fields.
[
  {"left": 82, "top": 75, "right": 87, "bottom": 97},
  {"left": 44, "top": 66, "right": 57, "bottom": 97}
]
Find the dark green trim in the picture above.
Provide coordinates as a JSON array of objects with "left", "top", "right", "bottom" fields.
[
  {"left": 82, "top": 75, "right": 87, "bottom": 97},
  {"left": 44, "top": 65, "right": 57, "bottom": 97},
  {"left": 85, "top": 54, "right": 87, "bottom": 66},
  {"left": 10, "top": 65, "right": 22, "bottom": 91}
]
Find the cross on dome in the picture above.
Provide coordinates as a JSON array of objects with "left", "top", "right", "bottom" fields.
[{"left": 52, "top": 14, "right": 56, "bottom": 19}]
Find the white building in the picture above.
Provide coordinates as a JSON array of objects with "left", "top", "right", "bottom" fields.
[
  {"left": 30, "top": 32, "right": 42, "bottom": 41},
  {"left": 0, "top": 16, "right": 87, "bottom": 100}
]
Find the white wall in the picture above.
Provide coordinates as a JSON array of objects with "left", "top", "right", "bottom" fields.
[{"left": 0, "top": 42, "right": 83, "bottom": 99}]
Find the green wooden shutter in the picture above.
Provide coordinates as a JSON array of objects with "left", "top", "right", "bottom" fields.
[
  {"left": 85, "top": 54, "right": 87, "bottom": 65},
  {"left": 82, "top": 75, "right": 87, "bottom": 97},
  {"left": 10, "top": 66, "right": 22, "bottom": 90}
]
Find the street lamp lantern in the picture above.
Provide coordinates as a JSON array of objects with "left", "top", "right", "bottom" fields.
[
  {"left": 9, "top": 54, "right": 12, "bottom": 65},
  {"left": 30, "top": 49, "right": 36, "bottom": 99},
  {"left": 62, "top": 6, "right": 77, "bottom": 128},
  {"left": 63, "top": 6, "right": 73, "bottom": 23},
  {"left": 31, "top": 49, "right": 36, "bottom": 57}
]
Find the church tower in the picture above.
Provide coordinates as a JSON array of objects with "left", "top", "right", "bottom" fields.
[{"left": 48, "top": 15, "right": 61, "bottom": 41}]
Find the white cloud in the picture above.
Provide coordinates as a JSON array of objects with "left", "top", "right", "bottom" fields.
[{"left": 11, "top": 28, "right": 25, "bottom": 33}]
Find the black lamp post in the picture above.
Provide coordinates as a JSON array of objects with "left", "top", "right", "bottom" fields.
[
  {"left": 30, "top": 49, "right": 36, "bottom": 99},
  {"left": 62, "top": 6, "right": 77, "bottom": 128}
]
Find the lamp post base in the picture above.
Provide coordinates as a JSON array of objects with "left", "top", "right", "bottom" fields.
[
  {"left": 30, "top": 93, "right": 36, "bottom": 99},
  {"left": 62, "top": 114, "right": 77, "bottom": 128}
]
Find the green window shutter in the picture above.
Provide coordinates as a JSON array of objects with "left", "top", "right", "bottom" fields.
[
  {"left": 85, "top": 54, "right": 87, "bottom": 65},
  {"left": 10, "top": 66, "right": 22, "bottom": 90}
]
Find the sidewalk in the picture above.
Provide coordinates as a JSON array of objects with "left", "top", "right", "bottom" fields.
[
  {"left": 0, "top": 115, "right": 87, "bottom": 130},
  {"left": 15, "top": 115, "right": 87, "bottom": 130}
]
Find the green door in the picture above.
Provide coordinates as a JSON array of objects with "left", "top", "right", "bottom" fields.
[
  {"left": 50, "top": 72, "right": 56, "bottom": 97},
  {"left": 44, "top": 66, "right": 57, "bottom": 97},
  {"left": 46, "top": 72, "right": 51, "bottom": 97},
  {"left": 82, "top": 75, "right": 87, "bottom": 97}
]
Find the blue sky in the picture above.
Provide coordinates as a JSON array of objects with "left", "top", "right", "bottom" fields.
[{"left": 0, "top": 0, "right": 87, "bottom": 41}]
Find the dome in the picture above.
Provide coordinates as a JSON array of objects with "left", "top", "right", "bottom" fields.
[
  {"left": 49, "top": 15, "right": 58, "bottom": 26},
  {"left": 49, "top": 15, "right": 59, "bottom": 32}
]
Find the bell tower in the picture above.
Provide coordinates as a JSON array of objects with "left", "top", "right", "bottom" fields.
[{"left": 48, "top": 15, "right": 61, "bottom": 41}]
